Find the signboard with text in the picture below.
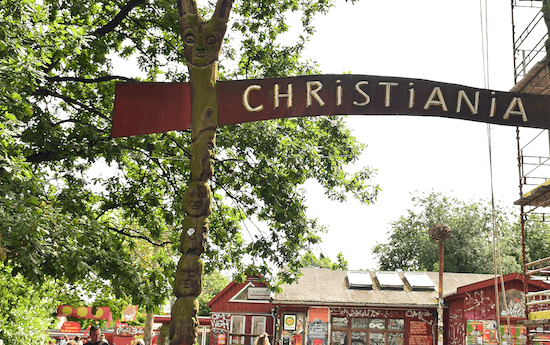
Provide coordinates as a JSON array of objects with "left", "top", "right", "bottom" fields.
[
  {"left": 112, "top": 74, "right": 550, "bottom": 138},
  {"left": 247, "top": 287, "right": 271, "bottom": 300}
]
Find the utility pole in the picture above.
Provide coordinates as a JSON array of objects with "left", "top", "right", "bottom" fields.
[{"left": 430, "top": 223, "right": 452, "bottom": 345}]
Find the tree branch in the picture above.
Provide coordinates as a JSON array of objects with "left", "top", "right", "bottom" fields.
[
  {"left": 46, "top": 75, "right": 138, "bottom": 83},
  {"left": 93, "top": 0, "right": 146, "bottom": 38},
  {"left": 107, "top": 226, "right": 171, "bottom": 247},
  {"left": 25, "top": 136, "right": 110, "bottom": 163},
  {"left": 34, "top": 88, "right": 111, "bottom": 123}
]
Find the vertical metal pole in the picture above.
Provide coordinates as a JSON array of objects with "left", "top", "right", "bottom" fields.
[
  {"left": 438, "top": 241, "right": 444, "bottom": 345},
  {"left": 512, "top": 0, "right": 518, "bottom": 83},
  {"left": 516, "top": 126, "right": 530, "bottom": 344}
]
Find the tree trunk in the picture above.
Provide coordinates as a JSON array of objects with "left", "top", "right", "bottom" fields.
[{"left": 144, "top": 312, "right": 155, "bottom": 345}]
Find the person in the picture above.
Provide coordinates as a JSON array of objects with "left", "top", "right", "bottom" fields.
[
  {"left": 99, "top": 334, "right": 109, "bottom": 345},
  {"left": 255, "top": 333, "right": 270, "bottom": 345},
  {"left": 74, "top": 336, "right": 83, "bottom": 345},
  {"left": 84, "top": 326, "right": 109, "bottom": 345},
  {"left": 60, "top": 336, "right": 68, "bottom": 345}
]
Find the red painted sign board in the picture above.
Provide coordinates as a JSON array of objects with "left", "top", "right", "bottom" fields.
[
  {"left": 60, "top": 321, "right": 81, "bottom": 333},
  {"left": 112, "top": 82, "right": 191, "bottom": 137},
  {"left": 308, "top": 307, "right": 329, "bottom": 323},
  {"left": 111, "top": 74, "right": 550, "bottom": 138}
]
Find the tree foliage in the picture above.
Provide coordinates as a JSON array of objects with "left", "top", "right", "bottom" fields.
[
  {"left": 0, "top": 0, "right": 376, "bottom": 336},
  {"left": 300, "top": 251, "right": 349, "bottom": 270},
  {"left": 197, "top": 270, "right": 230, "bottom": 316},
  {"left": 0, "top": 263, "right": 59, "bottom": 345},
  {"left": 372, "top": 192, "right": 549, "bottom": 274}
]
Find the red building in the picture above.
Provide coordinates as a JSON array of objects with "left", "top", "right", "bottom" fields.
[
  {"left": 207, "top": 268, "right": 550, "bottom": 345},
  {"left": 445, "top": 273, "right": 550, "bottom": 345},
  {"left": 208, "top": 275, "right": 275, "bottom": 345}
]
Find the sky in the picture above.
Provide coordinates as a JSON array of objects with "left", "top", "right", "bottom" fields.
[{"left": 274, "top": 0, "right": 550, "bottom": 270}]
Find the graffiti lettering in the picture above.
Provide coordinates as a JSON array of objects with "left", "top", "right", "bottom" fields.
[
  {"left": 329, "top": 308, "right": 400, "bottom": 319},
  {"left": 405, "top": 310, "right": 433, "bottom": 325},
  {"left": 465, "top": 291, "right": 495, "bottom": 319},
  {"left": 211, "top": 313, "right": 231, "bottom": 332}
]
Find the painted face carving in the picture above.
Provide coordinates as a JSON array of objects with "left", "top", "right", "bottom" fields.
[
  {"left": 182, "top": 181, "right": 212, "bottom": 217},
  {"left": 182, "top": 22, "right": 224, "bottom": 67},
  {"left": 173, "top": 254, "right": 203, "bottom": 298}
]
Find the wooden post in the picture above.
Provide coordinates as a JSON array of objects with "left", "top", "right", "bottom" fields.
[
  {"left": 438, "top": 241, "right": 444, "bottom": 345},
  {"left": 170, "top": 1, "right": 233, "bottom": 344},
  {"left": 430, "top": 224, "right": 451, "bottom": 345}
]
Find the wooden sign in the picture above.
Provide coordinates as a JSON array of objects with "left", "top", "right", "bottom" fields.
[{"left": 111, "top": 74, "right": 550, "bottom": 138}]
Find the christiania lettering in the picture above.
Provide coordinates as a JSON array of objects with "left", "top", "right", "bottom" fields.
[{"left": 242, "top": 79, "right": 528, "bottom": 122}]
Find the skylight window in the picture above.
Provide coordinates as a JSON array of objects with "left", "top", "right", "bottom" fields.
[
  {"left": 376, "top": 272, "right": 404, "bottom": 289},
  {"left": 347, "top": 271, "right": 373, "bottom": 288},
  {"left": 404, "top": 272, "right": 436, "bottom": 290}
]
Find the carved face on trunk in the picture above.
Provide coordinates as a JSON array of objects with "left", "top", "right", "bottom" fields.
[
  {"left": 180, "top": 216, "right": 208, "bottom": 255},
  {"left": 190, "top": 130, "right": 215, "bottom": 182},
  {"left": 181, "top": 21, "right": 224, "bottom": 67},
  {"left": 182, "top": 181, "right": 212, "bottom": 217},
  {"left": 173, "top": 254, "right": 203, "bottom": 297}
]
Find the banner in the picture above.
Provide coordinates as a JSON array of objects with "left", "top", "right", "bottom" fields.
[{"left": 57, "top": 305, "right": 112, "bottom": 327}]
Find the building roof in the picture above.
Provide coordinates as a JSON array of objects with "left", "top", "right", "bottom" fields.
[{"left": 272, "top": 268, "right": 495, "bottom": 308}]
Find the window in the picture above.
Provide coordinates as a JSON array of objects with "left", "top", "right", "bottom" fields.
[
  {"left": 205, "top": 326, "right": 211, "bottom": 345},
  {"left": 231, "top": 315, "right": 246, "bottom": 345},
  {"left": 196, "top": 328, "right": 203, "bottom": 345},
  {"left": 331, "top": 316, "right": 404, "bottom": 345},
  {"left": 196, "top": 325, "right": 212, "bottom": 345},
  {"left": 252, "top": 316, "right": 266, "bottom": 335}
]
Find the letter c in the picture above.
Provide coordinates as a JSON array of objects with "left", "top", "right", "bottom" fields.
[{"left": 243, "top": 85, "right": 264, "bottom": 112}]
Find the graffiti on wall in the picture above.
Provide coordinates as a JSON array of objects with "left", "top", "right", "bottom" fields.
[
  {"left": 405, "top": 309, "right": 434, "bottom": 326},
  {"left": 464, "top": 291, "right": 496, "bottom": 319},
  {"left": 330, "top": 308, "right": 400, "bottom": 319},
  {"left": 210, "top": 312, "right": 231, "bottom": 344},
  {"left": 448, "top": 308, "right": 465, "bottom": 345},
  {"left": 330, "top": 308, "right": 434, "bottom": 325},
  {"left": 499, "top": 289, "right": 525, "bottom": 318}
]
